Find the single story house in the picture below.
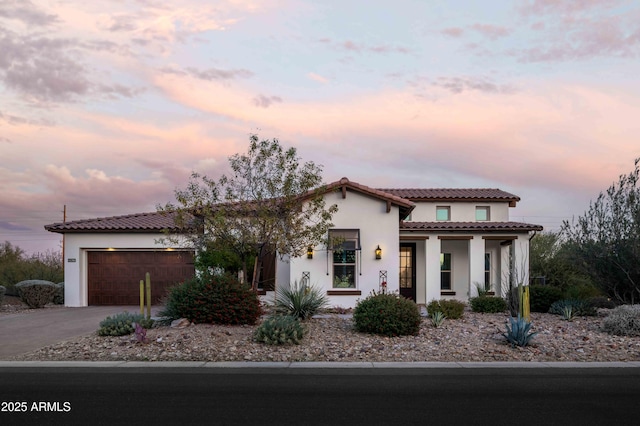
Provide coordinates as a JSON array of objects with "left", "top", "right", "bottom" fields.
[{"left": 46, "top": 177, "right": 542, "bottom": 308}]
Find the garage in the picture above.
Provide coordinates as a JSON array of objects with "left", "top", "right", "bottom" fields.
[{"left": 87, "top": 251, "right": 195, "bottom": 305}]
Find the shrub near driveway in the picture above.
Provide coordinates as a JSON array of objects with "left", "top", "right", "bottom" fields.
[
  {"left": 160, "top": 274, "right": 262, "bottom": 325},
  {"left": 15, "top": 280, "right": 57, "bottom": 308}
]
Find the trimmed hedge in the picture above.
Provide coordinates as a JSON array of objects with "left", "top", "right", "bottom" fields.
[
  {"left": 470, "top": 296, "right": 507, "bottom": 313},
  {"left": 426, "top": 299, "right": 465, "bottom": 319},
  {"left": 529, "top": 285, "right": 563, "bottom": 313},
  {"left": 160, "top": 274, "right": 262, "bottom": 325},
  {"left": 15, "top": 280, "right": 57, "bottom": 308},
  {"left": 353, "top": 292, "right": 421, "bottom": 336}
]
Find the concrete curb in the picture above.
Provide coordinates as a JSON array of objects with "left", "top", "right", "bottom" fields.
[{"left": 1, "top": 361, "right": 640, "bottom": 368}]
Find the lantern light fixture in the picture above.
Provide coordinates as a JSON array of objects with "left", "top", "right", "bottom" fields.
[
  {"left": 307, "top": 246, "right": 313, "bottom": 259},
  {"left": 375, "top": 245, "right": 382, "bottom": 260}
]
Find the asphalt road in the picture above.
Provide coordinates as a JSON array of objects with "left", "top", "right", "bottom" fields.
[{"left": 1, "top": 367, "right": 639, "bottom": 425}]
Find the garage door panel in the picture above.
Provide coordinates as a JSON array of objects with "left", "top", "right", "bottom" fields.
[{"left": 87, "top": 251, "right": 195, "bottom": 305}]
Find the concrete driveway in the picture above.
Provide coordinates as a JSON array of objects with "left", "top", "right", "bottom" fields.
[{"left": 0, "top": 306, "right": 160, "bottom": 359}]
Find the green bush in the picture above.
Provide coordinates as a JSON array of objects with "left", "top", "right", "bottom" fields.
[
  {"left": 15, "top": 280, "right": 57, "bottom": 308},
  {"left": 602, "top": 305, "right": 640, "bottom": 337},
  {"left": 426, "top": 299, "right": 465, "bottom": 319},
  {"left": 98, "top": 312, "right": 153, "bottom": 336},
  {"left": 0, "top": 285, "right": 5, "bottom": 305},
  {"left": 53, "top": 282, "right": 64, "bottom": 305},
  {"left": 564, "top": 283, "right": 602, "bottom": 300},
  {"left": 586, "top": 296, "right": 617, "bottom": 310},
  {"left": 353, "top": 292, "right": 421, "bottom": 336},
  {"left": 529, "top": 285, "right": 563, "bottom": 313},
  {"left": 549, "top": 299, "right": 596, "bottom": 317},
  {"left": 274, "top": 280, "right": 328, "bottom": 320},
  {"left": 253, "top": 315, "right": 305, "bottom": 345},
  {"left": 160, "top": 274, "right": 262, "bottom": 325},
  {"left": 503, "top": 315, "right": 538, "bottom": 347},
  {"left": 470, "top": 296, "right": 507, "bottom": 313}
]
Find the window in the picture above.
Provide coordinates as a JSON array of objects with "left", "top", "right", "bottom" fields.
[
  {"left": 436, "top": 206, "right": 450, "bottom": 221},
  {"left": 440, "top": 253, "right": 451, "bottom": 290},
  {"left": 476, "top": 206, "right": 490, "bottom": 221},
  {"left": 484, "top": 253, "right": 491, "bottom": 291},
  {"left": 404, "top": 212, "right": 412, "bottom": 221},
  {"left": 329, "top": 229, "right": 360, "bottom": 288}
]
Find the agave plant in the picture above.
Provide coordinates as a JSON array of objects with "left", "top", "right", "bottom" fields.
[
  {"left": 430, "top": 311, "right": 446, "bottom": 328},
  {"left": 274, "top": 280, "right": 329, "bottom": 320},
  {"left": 503, "top": 315, "right": 538, "bottom": 347},
  {"left": 561, "top": 305, "right": 575, "bottom": 321}
]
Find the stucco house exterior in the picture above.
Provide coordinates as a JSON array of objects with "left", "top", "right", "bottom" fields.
[{"left": 46, "top": 177, "right": 542, "bottom": 308}]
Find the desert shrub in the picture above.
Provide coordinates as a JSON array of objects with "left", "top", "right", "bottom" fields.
[
  {"left": 503, "top": 315, "right": 538, "bottom": 347},
  {"left": 602, "top": 305, "right": 640, "bottom": 337},
  {"left": 160, "top": 274, "right": 262, "bottom": 325},
  {"left": 529, "top": 285, "right": 563, "bottom": 313},
  {"left": 53, "top": 282, "right": 64, "bottom": 305},
  {"left": 353, "top": 292, "right": 421, "bottom": 336},
  {"left": 549, "top": 299, "right": 596, "bottom": 317},
  {"left": 564, "top": 283, "right": 602, "bottom": 300},
  {"left": 426, "top": 299, "right": 465, "bottom": 319},
  {"left": 254, "top": 315, "right": 305, "bottom": 345},
  {"left": 586, "top": 296, "right": 617, "bottom": 310},
  {"left": 98, "top": 312, "right": 153, "bottom": 336},
  {"left": 274, "top": 280, "right": 328, "bottom": 320},
  {"left": 0, "top": 285, "right": 5, "bottom": 305},
  {"left": 470, "top": 296, "right": 507, "bottom": 313},
  {"left": 15, "top": 280, "right": 57, "bottom": 308}
]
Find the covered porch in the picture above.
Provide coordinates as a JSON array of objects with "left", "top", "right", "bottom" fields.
[{"left": 398, "top": 233, "right": 534, "bottom": 304}]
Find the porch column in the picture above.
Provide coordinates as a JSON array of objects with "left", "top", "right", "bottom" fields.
[
  {"left": 499, "top": 244, "right": 511, "bottom": 298},
  {"left": 469, "top": 236, "right": 485, "bottom": 298},
  {"left": 425, "top": 237, "right": 441, "bottom": 303},
  {"left": 513, "top": 236, "right": 530, "bottom": 286}
]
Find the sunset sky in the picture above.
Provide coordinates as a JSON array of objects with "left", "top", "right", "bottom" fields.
[{"left": 1, "top": 0, "right": 639, "bottom": 254}]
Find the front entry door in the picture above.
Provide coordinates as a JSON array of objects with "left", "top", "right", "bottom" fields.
[{"left": 399, "top": 243, "right": 416, "bottom": 301}]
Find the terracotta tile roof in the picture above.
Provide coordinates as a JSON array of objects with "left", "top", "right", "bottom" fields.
[
  {"left": 45, "top": 211, "right": 186, "bottom": 234},
  {"left": 379, "top": 188, "right": 521, "bottom": 204},
  {"left": 400, "top": 221, "right": 544, "bottom": 232},
  {"left": 322, "top": 177, "right": 415, "bottom": 211}
]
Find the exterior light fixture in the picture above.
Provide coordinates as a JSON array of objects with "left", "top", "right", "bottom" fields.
[
  {"left": 375, "top": 245, "right": 382, "bottom": 260},
  {"left": 307, "top": 246, "right": 313, "bottom": 259}
]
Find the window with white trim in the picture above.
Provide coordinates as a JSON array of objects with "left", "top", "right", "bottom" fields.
[
  {"left": 440, "top": 253, "right": 452, "bottom": 290},
  {"left": 436, "top": 206, "right": 450, "bottom": 221},
  {"left": 329, "top": 229, "right": 360, "bottom": 288},
  {"left": 476, "top": 206, "right": 490, "bottom": 221}
]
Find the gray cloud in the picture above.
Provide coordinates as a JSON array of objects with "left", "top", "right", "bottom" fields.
[
  {"left": 160, "top": 66, "right": 254, "bottom": 81},
  {"left": 0, "top": 220, "right": 30, "bottom": 231},
  {"left": 106, "top": 15, "right": 138, "bottom": 32},
  {"left": 0, "top": 110, "right": 54, "bottom": 126},
  {"left": 432, "top": 76, "right": 517, "bottom": 95},
  {"left": 320, "top": 38, "right": 410, "bottom": 54},
  {"left": 0, "top": 136, "right": 12, "bottom": 144},
  {"left": 253, "top": 94, "right": 282, "bottom": 108},
  {"left": 0, "top": 0, "right": 58, "bottom": 26}
]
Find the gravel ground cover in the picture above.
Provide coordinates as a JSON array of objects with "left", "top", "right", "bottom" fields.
[{"left": 6, "top": 307, "right": 640, "bottom": 362}]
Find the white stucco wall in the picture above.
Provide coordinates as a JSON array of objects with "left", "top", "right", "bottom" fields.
[
  {"left": 408, "top": 201, "right": 510, "bottom": 222},
  {"left": 63, "top": 233, "right": 186, "bottom": 307},
  {"left": 288, "top": 190, "right": 401, "bottom": 309}
]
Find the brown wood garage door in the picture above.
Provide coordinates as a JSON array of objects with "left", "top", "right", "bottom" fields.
[{"left": 88, "top": 251, "right": 195, "bottom": 305}]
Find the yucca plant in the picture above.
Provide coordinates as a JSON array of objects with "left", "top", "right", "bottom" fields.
[
  {"left": 430, "top": 311, "right": 446, "bottom": 328},
  {"left": 274, "top": 280, "right": 328, "bottom": 320},
  {"left": 503, "top": 315, "right": 538, "bottom": 347},
  {"left": 561, "top": 305, "right": 575, "bottom": 321}
]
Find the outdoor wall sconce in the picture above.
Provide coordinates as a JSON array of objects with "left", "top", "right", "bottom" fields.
[
  {"left": 375, "top": 245, "right": 382, "bottom": 260},
  {"left": 307, "top": 246, "right": 313, "bottom": 259}
]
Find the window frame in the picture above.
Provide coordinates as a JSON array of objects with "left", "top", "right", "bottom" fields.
[
  {"left": 440, "top": 252, "right": 452, "bottom": 290},
  {"left": 484, "top": 252, "right": 491, "bottom": 291},
  {"left": 436, "top": 206, "right": 451, "bottom": 221},
  {"left": 475, "top": 206, "right": 490, "bottom": 221},
  {"left": 329, "top": 229, "right": 360, "bottom": 289}
]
